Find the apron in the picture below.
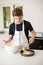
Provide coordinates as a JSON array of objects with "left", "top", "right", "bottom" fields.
[{"left": 13, "top": 21, "right": 29, "bottom": 48}]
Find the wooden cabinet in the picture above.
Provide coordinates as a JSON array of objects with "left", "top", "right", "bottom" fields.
[{"left": 29, "top": 37, "right": 43, "bottom": 50}]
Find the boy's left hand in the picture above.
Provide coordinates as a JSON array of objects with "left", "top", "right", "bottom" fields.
[{"left": 29, "top": 37, "right": 34, "bottom": 44}]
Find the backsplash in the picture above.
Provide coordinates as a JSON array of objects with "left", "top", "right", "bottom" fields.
[
  {"left": 36, "top": 32, "right": 43, "bottom": 37},
  {"left": 29, "top": 32, "right": 43, "bottom": 37}
]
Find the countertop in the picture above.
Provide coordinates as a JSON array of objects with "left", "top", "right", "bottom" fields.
[
  {"left": 0, "top": 29, "right": 43, "bottom": 65},
  {"left": 0, "top": 48, "right": 43, "bottom": 65}
]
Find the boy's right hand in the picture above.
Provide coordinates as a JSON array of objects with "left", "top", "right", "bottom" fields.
[{"left": 3, "top": 40, "right": 8, "bottom": 45}]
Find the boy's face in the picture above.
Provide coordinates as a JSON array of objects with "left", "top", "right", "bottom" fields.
[{"left": 14, "top": 16, "right": 23, "bottom": 24}]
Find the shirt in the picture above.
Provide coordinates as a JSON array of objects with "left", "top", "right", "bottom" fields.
[{"left": 9, "top": 20, "right": 33, "bottom": 41}]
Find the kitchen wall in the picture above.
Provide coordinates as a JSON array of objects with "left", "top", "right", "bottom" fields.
[{"left": 0, "top": 0, "right": 43, "bottom": 32}]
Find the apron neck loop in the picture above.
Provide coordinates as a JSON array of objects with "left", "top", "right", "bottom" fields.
[{"left": 23, "top": 21, "right": 24, "bottom": 32}]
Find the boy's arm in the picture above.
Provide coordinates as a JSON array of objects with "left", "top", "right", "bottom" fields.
[
  {"left": 29, "top": 30, "right": 36, "bottom": 44},
  {"left": 3, "top": 35, "right": 13, "bottom": 44}
]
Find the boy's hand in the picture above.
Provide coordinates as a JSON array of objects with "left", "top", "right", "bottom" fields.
[
  {"left": 3, "top": 40, "right": 8, "bottom": 45},
  {"left": 29, "top": 37, "right": 34, "bottom": 44}
]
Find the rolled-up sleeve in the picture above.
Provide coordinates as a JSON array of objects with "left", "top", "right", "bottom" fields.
[
  {"left": 28, "top": 22, "right": 33, "bottom": 31},
  {"left": 9, "top": 24, "right": 14, "bottom": 36}
]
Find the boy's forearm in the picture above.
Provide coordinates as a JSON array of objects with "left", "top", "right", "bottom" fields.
[
  {"left": 6, "top": 35, "right": 13, "bottom": 42},
  {"left": 31, "top": 30, "right": 36, "bottom": 39}
]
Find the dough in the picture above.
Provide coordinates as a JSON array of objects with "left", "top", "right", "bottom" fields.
[{"left": 5, "top": 42, "right": 16, "bottom": 46}]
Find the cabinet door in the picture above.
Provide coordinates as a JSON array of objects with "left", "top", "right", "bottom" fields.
[{"left": 29, "top": 39, "right": 43, "bottom": 50}]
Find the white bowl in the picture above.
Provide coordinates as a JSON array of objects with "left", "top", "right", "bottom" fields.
[{"left": 4, "top": 42, "right": 20, "bottom": 54}]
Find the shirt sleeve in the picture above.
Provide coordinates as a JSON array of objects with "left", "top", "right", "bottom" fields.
[
  {"left": 28, "top": 22, "right": 33, "bottom": 31},
  {"left": 9, "top": 24, "right": 14, "bottom": 36}
]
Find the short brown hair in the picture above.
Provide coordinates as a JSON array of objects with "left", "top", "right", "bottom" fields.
[{"left": 12, "top": 8, "right": 23, "bottom": 17}]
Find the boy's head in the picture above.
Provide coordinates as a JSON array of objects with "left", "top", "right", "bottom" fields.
[
  {"left": 12, "top": 8, "right": 23, "bottom": 24},
  {"left": 12, "top": 8, "right": 23, "bottom": 17}
]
